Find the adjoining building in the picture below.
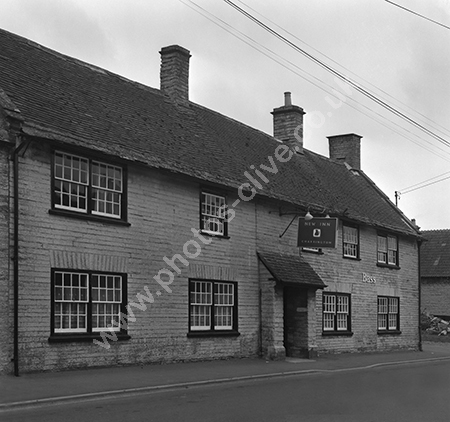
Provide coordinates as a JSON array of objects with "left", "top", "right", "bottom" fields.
[
  {"left": 0, "top": 29, "right": 421, "bottom": 374},
  {"left": 421, "top": 229, "right": 450, "bottom": 320}
]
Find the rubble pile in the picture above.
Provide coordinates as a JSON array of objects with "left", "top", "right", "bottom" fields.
[{"left": 421, "top": 311, "right": 450, "bottom": 336}]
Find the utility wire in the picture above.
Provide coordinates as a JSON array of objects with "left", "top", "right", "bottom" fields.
[
  {"left": 400, "top": 174, "right": 450, "bottom": 195},
  {"left": 224, "top": 0, "right": 450, "bottom": 149},
  {"left": 385, "top": 0, "right": 450, "bottom": 31},
  {"left": 400, "top": 170, "right": 450, "bottom": 194},
  {"left": 181, "top": 0, "right": 450, "bottom": 163},
  {"left": 237, "top": 0, "right": 450, "bottom": 140},
  {"left": 183, "top": 0, "right": 450, "bottom": 199}
]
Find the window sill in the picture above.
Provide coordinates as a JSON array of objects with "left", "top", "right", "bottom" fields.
[
  {"left": 199, "top": 231, "right": 230, "bottom": 240},
  {"left": 322, "top": 331, "right": 354, "bottom": 337},
  {"left": 377, "top": 330, "right": 402, "bottom": 335},
  {"left": 49, "top": 209, "right": 131, "bottom": 226},
  {"left": 48, "top": 333, "right": 131, "bottom": 343},
  {"left": 187, "top": 330, "right": 240, "bottom": 338},
  {"left": 343, "top": 256, "right": 361, "bottom": 261},
  {"left": 376, "top": 263, "right": 400, "bottom": 270}
]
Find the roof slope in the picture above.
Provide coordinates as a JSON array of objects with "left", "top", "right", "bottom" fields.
[
  {"left": 421, "top": 230, "right": 450, "bottom": 277},
  {"left": 0, "top": 28, "right": 418, "bottom": 236}
]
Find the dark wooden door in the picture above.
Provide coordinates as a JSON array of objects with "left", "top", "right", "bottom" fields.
[{"left": 284, "top": 286, "right": 308, "bottom": 358}]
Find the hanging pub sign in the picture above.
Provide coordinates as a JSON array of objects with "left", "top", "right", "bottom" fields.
[{"left": 297, "top": 217, "right": 338, "bottom": 248}]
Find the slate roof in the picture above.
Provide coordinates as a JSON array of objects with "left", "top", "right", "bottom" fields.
[
  {"left": 421, "top": 230, "right": 450, "bottom": 278},
  {"left": 0, "top": 28, "right": 419, "bottom": 236},
  {"left": 257, "top": 251, "right": 326, "bottom": 288}
]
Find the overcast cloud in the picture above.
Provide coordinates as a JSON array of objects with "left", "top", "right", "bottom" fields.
[{"left": 1, "top": 0, "right": 449, "bottom": 229}]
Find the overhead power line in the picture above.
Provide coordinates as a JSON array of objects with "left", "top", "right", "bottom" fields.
[
  {"left": 224, "top": 0, "right": 450, "bottom": 150},
  {"left": 396, "top": 170, "right": 450, "bottom": 205},
  {"left": 385, "top": 0, "right": 450, "bottom": 31},
  {"left": 237, "top": 0, "right": 450, "bottom": 140},
  {"left": 181, "top": 0, "right": 450, "bottom": 163},
  {"left": 400, "top": 170, "right": 450, "bottom": 194}
]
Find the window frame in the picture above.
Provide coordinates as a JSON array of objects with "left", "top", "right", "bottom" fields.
[
  {"left": 49, "top": 268, "right": 129, "bottom": 342},
  {"left": 342, "top": 223, "right": 359, "bottom": 259},
  {"left": 199, "top": 190, "right": 228, "bottom": 237},
  {"left": 188, "top": 279, "right": 239, "bottom": 336},
  {"left": 51, "top": 150, "right": 128, "bottom": 224},
  {"left": 322, "top": 292, "right": 352, "bottom": 335},
  {"left": 377, "top": 233, "right": 399, "bottom": 268},
  {"left": 377, "top": 296, "right": 400, "bottom": 333}
]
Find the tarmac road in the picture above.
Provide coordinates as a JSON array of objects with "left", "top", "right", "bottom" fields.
[{"left": 2, "top": 358, "right": 450, "bottom": 422}]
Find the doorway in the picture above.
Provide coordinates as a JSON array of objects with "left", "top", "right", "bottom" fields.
[{"left": 283, "top": 286, "right": 308, "bottom": 358}]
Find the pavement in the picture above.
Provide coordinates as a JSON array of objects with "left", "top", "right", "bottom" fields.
[{"left": 1, "top": 341, "right": 450, "bottom": 411}]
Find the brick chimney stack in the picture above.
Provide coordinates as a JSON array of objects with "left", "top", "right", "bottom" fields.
[
  {"left": 271, "top": 92, "right": 305, "bottom": 154},
  {"left": 328, "top": 133, "right": 362, "bottom": 170},
  {"left": 160, "top": 45, "right": 191, "bottom": 105}
]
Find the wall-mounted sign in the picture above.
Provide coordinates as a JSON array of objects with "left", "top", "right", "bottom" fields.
[
  {"left": 362, "top": 273, "right": 376, "bottom": 284},
  {"left": 297, "top": 217, "right": 338, "bottom": 248}
]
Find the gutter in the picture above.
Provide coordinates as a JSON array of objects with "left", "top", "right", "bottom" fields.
[{"left": 11, "top": 138, "right": 29, "bottom": 377}]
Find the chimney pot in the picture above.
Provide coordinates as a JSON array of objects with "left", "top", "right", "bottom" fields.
[{"left": 284, "top": 92, "right": 292, "bottom": 106}]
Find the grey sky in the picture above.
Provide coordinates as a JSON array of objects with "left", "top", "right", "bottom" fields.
[{"left": 1, "top": 0, "right": 449, "bottom": 229}]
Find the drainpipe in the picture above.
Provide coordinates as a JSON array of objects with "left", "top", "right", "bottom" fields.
[
  {"left": 418, "top": 239, "right": 423, "bottom": 352},
  {"left": 11, "top": 137, "right": 29, "bottom": 377}
]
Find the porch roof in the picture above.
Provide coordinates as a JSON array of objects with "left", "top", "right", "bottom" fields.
[{"left": 257, "top": 251, "right": 326, "bottom": 289}]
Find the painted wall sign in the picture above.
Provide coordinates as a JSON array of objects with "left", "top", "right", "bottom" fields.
[
  {"left": 297, "top": 217, "right": 338, "bottom": 248},
  {"left": 362, "top": 273, "right": 376, "bottom": 284}
]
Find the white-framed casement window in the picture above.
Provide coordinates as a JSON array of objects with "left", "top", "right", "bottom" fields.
[
  {"left": 343, "top": 224, "right": 359, "bottom": 259},
  {"left": 51, "top": 269, "right": 127, "bottom": 337},
  {"left": 378, "top": 296, "right": 400, "bottom": 332},
  {"left": 189, "top": 280, "right": 237, "bottom": 333},
  {"left": 53, "top": 151, "right": 126, "bottom": 220},
  {"left": 377, "top": 234, "right": 398, "bottom": 266},
  {"left": 323, "top": 293, "right": 351, "bottom": 333},
  {"left": 200, "top": 192, "right": 227, "bottom": 236}
]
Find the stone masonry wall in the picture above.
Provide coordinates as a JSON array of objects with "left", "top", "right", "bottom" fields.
[
  {"left": 259, "top": 261, "right": 285, "bottom": 360},
  {"left": 255, "top": 198, "right": 419, "bottom": 355},
  {"left": 310, "top": 223, "right": 419, "bottom": 354},
  {"left": 0, "top": 144, "right": 12, "bottom": 374},
  {"left": 4, "top": 139, "right": 421, "bottom": 373},
  {"left": 421, "top": 277, "right": 450, "bottom": 318},
  {"left": 13, "top": 142, "right": 261, "bottom": 373}
]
